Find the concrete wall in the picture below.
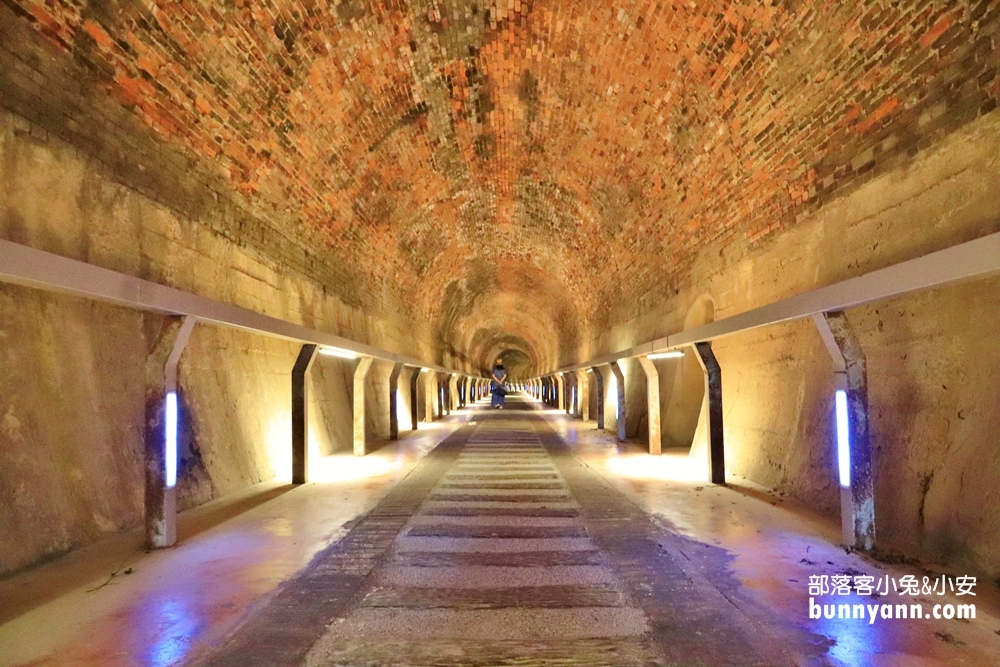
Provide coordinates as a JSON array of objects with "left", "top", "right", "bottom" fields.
[
  {"left": 713, "top": 320, "right": 840, "bottom": 514},
  {"left": 0, "top": 112, "right": 437, "bottom": 576},
  {"left": 591, "top": 110, "right": 1000, "bottom": 578},
  {"left": 0, "top": 285, "right": 147, "bottom": 574}
]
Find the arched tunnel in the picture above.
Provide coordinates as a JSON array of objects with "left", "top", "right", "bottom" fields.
[{"left": 1, "top": 1, "right": 1000, "bottom": 665}]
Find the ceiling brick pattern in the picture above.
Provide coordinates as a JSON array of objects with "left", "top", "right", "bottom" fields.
[{"left": 3, "top": 0, "right": 998, "bottom": 372}]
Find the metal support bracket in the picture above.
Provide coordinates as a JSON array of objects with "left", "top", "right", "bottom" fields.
[
  {"left": 577, "top": 369, "right": 590, "bottom": 421},
  {"left": 592, "top": 367, "right": 605, "bottom": 430},
  {"left": 353, "top": 356, "right": 373, "bottom": 456},
  {"left": 424, "top": 371, "right": 436, "bottom": 423},
  {"left": 388, "top": 362, "right": 404, "bottom": 440},
  {"left": 694, "top": 342, "right": 725, "bottom": 485},
  {"left": 610, "top": 361, "right": 626, "bottom": 442},
  {"left": 146, "top": 315, "right": 196, "bottom": 549},
  {"left": 815, "top": 312, "right": 875, "bottom": 550},
  {"left": 409, "top": 367, "right": 420, "bottom": 430},
  {"left": 292, "top": 343, "right": 318, "bottom": 484},
  {"left": 638, "top": 356, "right": 662, "bottom": 455}
]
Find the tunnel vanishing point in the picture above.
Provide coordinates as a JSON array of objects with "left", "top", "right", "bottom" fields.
[{"left": 1, "top": 1, "right": 1000, "bottom": 666}]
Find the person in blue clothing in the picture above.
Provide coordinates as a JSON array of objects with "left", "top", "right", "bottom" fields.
[{"left": 490, "top": 358, "right": 508, "bottom": 409}]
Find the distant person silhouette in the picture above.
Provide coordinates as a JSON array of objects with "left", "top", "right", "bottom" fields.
[{"left": 490, "top": 359, "right": 508, "bottom": 409}]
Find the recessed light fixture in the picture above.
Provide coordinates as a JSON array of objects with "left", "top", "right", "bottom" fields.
[
  {"left": 647, "top": 350, "right": 684, "bottom": 359},
  {"left": 165, "top": 392, "right": 178, "bottom": 488},
  {"left": 319, "top": 347, "right": 358, "bottom": 359},
  {"left": 835, "top": 390, "right": 851, "bottom": 488}
]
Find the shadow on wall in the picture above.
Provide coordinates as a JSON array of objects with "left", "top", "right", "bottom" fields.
[
  {"left": 667, "top": 295, "right": 714, "bottom": 451},
  {"left": 308, "top": 357, "right": 401, "bottom": 457},
  {"left": 596, "top": 296, "right": 714, "bottom": 446}
]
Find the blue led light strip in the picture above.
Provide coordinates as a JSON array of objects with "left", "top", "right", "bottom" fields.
[{"left": 835, "top": 390, "right": 851, "bottom": 488}]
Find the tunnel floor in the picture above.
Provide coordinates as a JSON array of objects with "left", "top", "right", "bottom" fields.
[
  {"left": 4, "top": 395, "right": 1000, "bottom": 667},
  {"left": 195, "top": 399, "right": 810, "bottom": 667}
]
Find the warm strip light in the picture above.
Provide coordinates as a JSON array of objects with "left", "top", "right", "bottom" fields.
[
  {"left": 648, "top": 350, "right": 684, "bottom": 359},
  {"left": 421, "top": 368, "right": 431, "bottom": 373},
  {"left": 165, "top": 391, "right": 178, "bottom": 488},
  {"left": 319, "top": 347, "right": 357, "bottom": 359},
  {"left": 835, "top": 390, "right": 851, "bottom": 488}
]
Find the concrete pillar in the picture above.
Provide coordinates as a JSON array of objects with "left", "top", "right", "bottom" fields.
[
  {"left": 818, "top": 311, "right": 876, "bottom": 551},
  {"left": 576, "top": 369, "right": 590, "bottom": 421},
  {"left": 144, "top": 315, "right": 196, "bottom": 549},
  {"left": 449, "top": 374, "right": 460, "bottom": 411},
  {"left": 353, "top": 356, "right": 373, "bottom": 456},
  {"left": 638, "top": 356, "right": 662, "bottom": 456},
  {"left": 424, "top": 370, "right": 436, "bottom": 423},
  {"left": 409, "top": 367, "right": 420, "bottom": 430},
  {"left": 555, "top": 374, "right": 566, "bottom": 411},
  {"left": 561, "top": 372, "right": 573, "bottom": 414},
  {"left": 292, "top": 343, "right": 318, "bottom": 484},
  {"left": 591, "top": 367, "right": 605, "bottom": 430},
  {"left": 388, "top": 362, "right": 404, "bottom": 440},
  {"left": 694, "top": 342, "right": 725, "bottom": 485},
  {"left": 610, "top": 361, "right": 626, "bottom": 442},
  {"left": 437, "top": 374, "right": 446, "bottom": 416}
]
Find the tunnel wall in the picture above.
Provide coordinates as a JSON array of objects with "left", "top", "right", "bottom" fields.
[
  {"left": 0, "top": 112, "right": 432, "bottom": 576},
  {"left": 591, "top": 110, "right": 1000, "bottom": 578},
  {"left": 0, "top": 285, "right": 148, "bottom": 575},
  {"left": 0, "top": 283, "right": 415, "bottom": 576}
]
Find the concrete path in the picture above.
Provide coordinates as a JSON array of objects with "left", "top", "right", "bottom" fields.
[
  {"left": 8, "top": 395, "right": 1000, "bottom": 666},
  {"left": 193, "top": 398, "right": 824, "bottom": 666}
]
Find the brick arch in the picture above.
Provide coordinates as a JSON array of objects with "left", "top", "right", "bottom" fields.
[{"left": 7, "top": 0, "right": 996, "bottom": 362}]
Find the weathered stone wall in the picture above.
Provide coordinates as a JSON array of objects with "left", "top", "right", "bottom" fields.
[
  {"left": 3, "top": 1, "right": 998, "bottom": 369},
  {"left": 0, "top": 110, "right": 439, "bottom": 575},
  {"left": 597, "top": 110, "right": 1000, "bottom": 578},
  {"left": 0, "top": 285, "right": 148, "bottom": 575},
  {"left": 2, "top": 0, "right": 999, "bottom": 585}
]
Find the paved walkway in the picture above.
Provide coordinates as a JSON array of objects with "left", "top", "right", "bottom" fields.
[
  {"left": 192, "top": 398, "right": 825, "bottom": 666},
  {"left": 7, "top": 395, "right": 1000, "bottom": 666}
]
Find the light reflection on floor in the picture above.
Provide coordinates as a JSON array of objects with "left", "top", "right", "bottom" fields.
[
  {"left": 0, "top": 413, "right": 469, "bottom": 667},
  {"left": 142, "top": 598, "right": 203, "bottom": 667},
  {"left": 4, "top": 401, "right": 998, "bottom": 667},
  {"left": 566, "top": 418, "right": 1000, "bottom": 667}
]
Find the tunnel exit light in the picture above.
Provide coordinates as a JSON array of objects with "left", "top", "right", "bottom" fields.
[
  {"left": 165, "top": 391, "right": 178, "bottom": 488},
  {"left": 835, "top": 390, "right": 850, "bottom": 488}
]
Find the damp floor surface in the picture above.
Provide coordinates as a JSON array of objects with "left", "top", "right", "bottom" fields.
[{"left": 2, "top": 395, "right": 999, "bottom": 666}]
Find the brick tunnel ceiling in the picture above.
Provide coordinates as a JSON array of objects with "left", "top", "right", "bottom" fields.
[{"left": 10, "top": 0, "right": 995, "bottom": 373}]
